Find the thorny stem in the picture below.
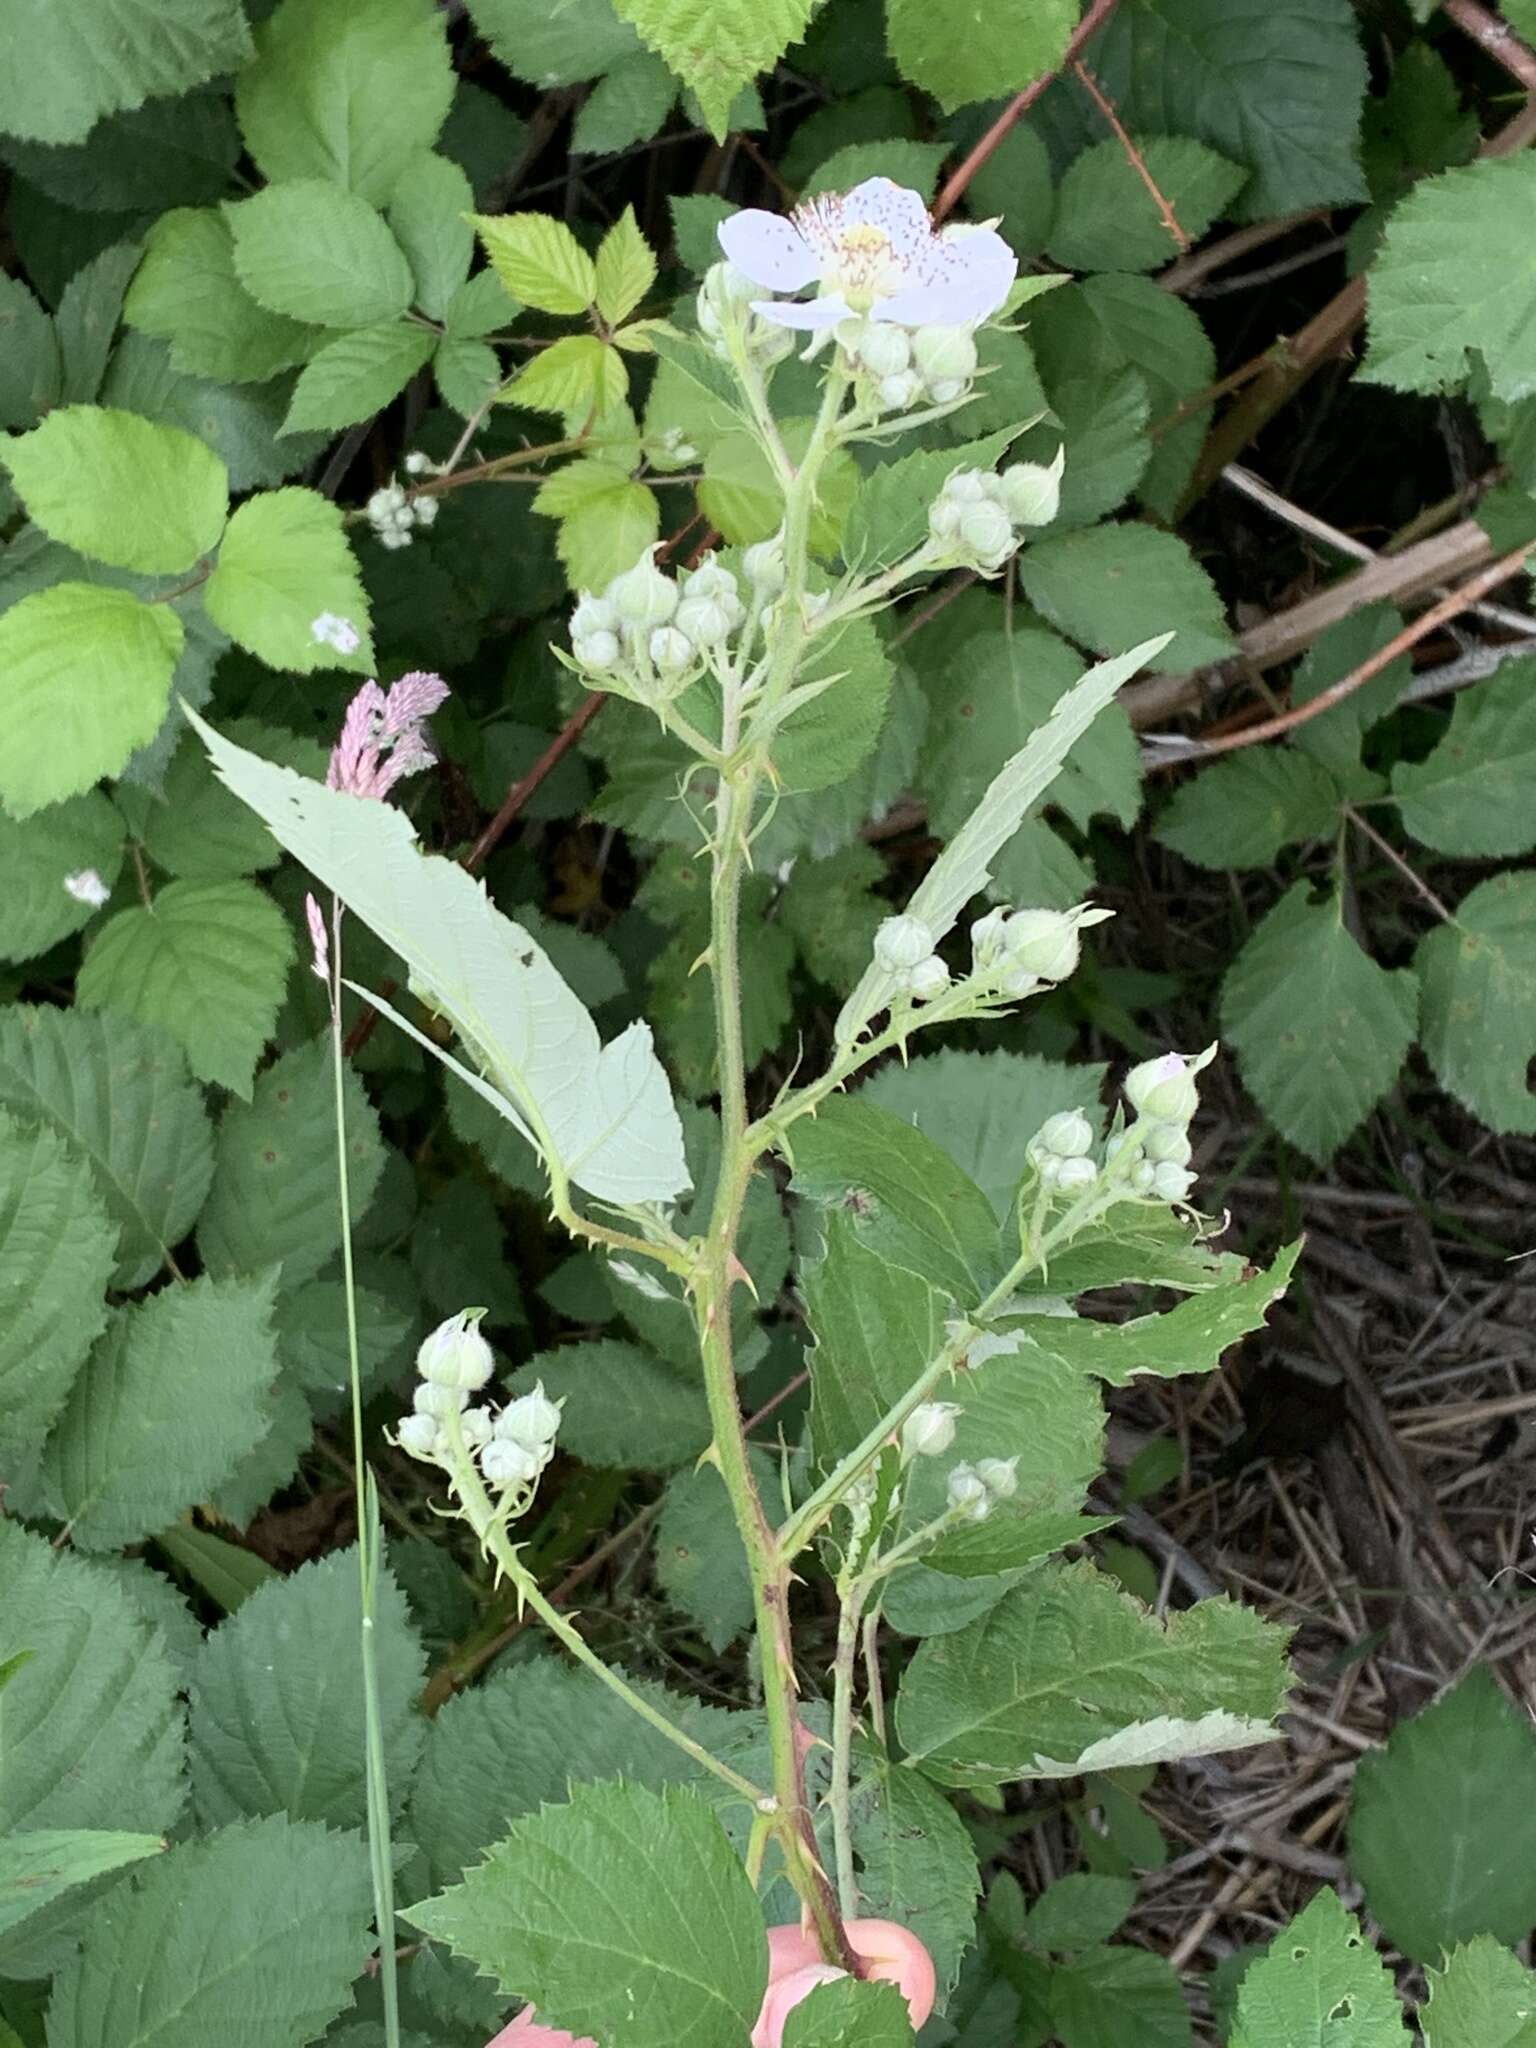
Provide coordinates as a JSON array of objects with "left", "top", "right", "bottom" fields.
[{"left": 830, "top": 1586, "right": 864, "bottom": 1919}]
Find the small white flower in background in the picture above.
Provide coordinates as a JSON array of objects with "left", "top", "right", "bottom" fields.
[
  {"left": 403, "top": 449, "right": 435, "bottom": 476},
  {"left": 417, "top": 1308, "right": 495, "bottom": 1390},
  {"left": 412, "top": 495, "right": 439, "bottom": 529},
  {"left": 902, "top": 1402, "right": 961, "bottom": 1460},
  {"left": 63, "top": 869, "right": 110, "bottom": 908},
  {"left": 873, "top": 913, "right": 934, "bottom": 975},
  {"left": 946, "top": 1464, "right": 991, "bottom": 1522},
  {"left": 309, "top": 610, "right": 361, "bottom": 656}
]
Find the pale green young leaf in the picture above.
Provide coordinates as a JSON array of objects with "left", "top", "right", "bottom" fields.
[
  {"left": 848, "top": 1759, "right": 980, "bottom": 1999},
  {"left": 0, "top": 1834, "right": 164, "bottom": 1941},
  {"left": 1157, "top": 751, "right": 1343, "bottom": 869},
  {"left": 435, "top": 334, "right": 504, "bottom": 416},
  {"left": 547, "top": 470, "right": 661, "bottom": 590},
  {"left": 612, "top": 0, "right": 816, "bottom": 137},
  {"left": 0, "top": 1007, "right": 214, "bottom": 1291},
  {"left": 801, "top": 1213, "right": 949, "bottom": 1469},
  {"left": 203, "top": 485, "right": 374, "bottom": 672},
  {"left": 0, "top": 583, "right": 183, "bottom": 818},
  {"left": 1222, "top": 883, "right": 1416, "bottom": 1161},
  {"left": 1423, "top": 1939, "right": 1536, "bottom": 2048},
  {"left": 1349, "top": 1668, "right": 1536, "bottom": 1965},
  {"left": 1228, "top": 1890, "right": 1408, "bottom": 2048},
  {"left": 887, "top": 0, "right": 1075, "bottom": 112},
  {"left": 281, "top": 320, "right": 437, "bottom": 434},
  {"left": 0, "top": 273, "right": 63, "bottom": 429},
  {"left": 508, "top": 334, "right": 627, "bottom": 420},
  {"left": 1011, "top": 368, "right": 1151, "bottom": 532},
  {"left": 0, "top": 1521, "right": 187, "bottom": 1836},
  {"left": 4, "top": 405, "right": 227, "bottom": 575},
  {"left": 387, "top": 150, "right": 476, "bottom": 320},
  {"left": 594, "top": 205, "right": 658, "bottom": 326},
  {"left": 896, "top": 1560, "right": 1289, "bottom": 1789},
  {"left": 1416, "top": 872, "right": 1536, "bottom": 1133},
  {"left": 45, "top": 1813, "right": 373, "bottom": 2048},
  {"left": 465, "top": 0, "right": 640, "bottom": 84},
  {"left": 655, "top": 1458, "right": 760, "bottom": 1651},
  {"left": 0, "top": 790, "right": 124, "bottom": 963},
  {"left": 0, "top": 1111, "right": 118, "bottom": 1469},
  {"left": 197, "top": 1038, "right": 385, "bottom": 1287},
  {"left": 123, "top": 721, "right": 328, "bottom": 880},
  {"left": 227, "top": 181, "right": 415, "bottom": 328},
  {"left": 76, "top": 878, "right": 295, "bottom": 1097},
  {"left": 1020, "top": 522, "right": 1235, "bottom": 669},
  {"left": 1391, "top": 657, "right": 1536, "bottom": 855},
  {"left": 472, "top": 210, "right": 596, "bottom": 314},
  {"left": 0, "top": 0, "right": 251, "bottom": 147},
  {"left": 572, "top": 51, "right": 678, "bottom": 155},
  {"left": 40, "top": 1271, "right": 279, "bottom": 1552},
  {"left": 189, "top": 1547, "right": 424, "bottom": 1828},
  {"left": 784, "top": 1979, "right": 915, "bottom": 2048},
  {"left": 836, "top": 639, "right": 1170, "bottom": 1045},
  {"left": 505, "top": 1340, "right": 710, "bottom": 1470},
  {"left": 188, "top": 713, "right": 691, "bottom": 1204},
  {"left": 124, "top": 207, "right": 314, "bottom": 384},
  {"left": 236, "top": 0, "right": 454, "bottom": 206},
  {"left": 843, "top": 430, "right": 1019, "bottom": 574},
  {"left": 1048, "top": 137, "right": 1246, "bottom": 273}
]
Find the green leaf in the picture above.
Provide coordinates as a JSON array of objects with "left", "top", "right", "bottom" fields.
[
  {"left": 505, "top": 1340, "right": 710, "bottom": 1471},
  {"left": 1020, "top": 522, "right": 1234, "bottom": 669},
  {"left": 405, "top": 1781, "right": 769, "bottom": 2045},
  {"left": 0, "top": 790, "right": 124, "bottom": 963},
  {"left": 1049, "top": 137, "right": 1246, "bottom": 273},
  {"left": 1417, "top": 871, "right": 1536, "bottom": 1133},
  {"left": 4, "top": 404, "right": 227, "bottom": 576},
  {"left": 668, "top": 194, "right": 734, "bottom": 275},
  {"left": 472, "top": 210, "right": 596, "bottom": 315},
  {"left": 0, "top": 583, "right": 183, "bottom": 818},
  {"left": 1023, "top": 1875, "right": 1136, "bottom": 1953},
  {"left": 1349, "top": 1668, "right": 1536, "bottom": 1966},
  {"left": 778, "top": 843, "right": 886, "bottom": 991},
  {"left": 0, "top": 273, "right": 62, "bottom": 430},
  {"left": 1228, "top": 1890, "right": 1408, "bottom": 2048},
  {"left": 197, "top": 1038, "right": 385, "bottom": 1287},
  {"left": 122, "top": 721, "right": 329, "bottom": 881},
  {"left": 0, "top": 1007, "right": 214, "bottom": 1291},
  {"left": 887, "top": 0, "right": 1075, "bottom": 112},
  {"left": 700, "top": 421, "right": 857, "bottom": 553},
  {"left": 802, "top": 139, "right": 951, "bottom": 203},
  {"left": 573, "top": 51, "right": 679, "bottom": 155},
  {"left": 204, "top": 484, "right": 374, "bottom": 672},
  {"left": 98, "top": 332, "right": 326, "bottom": 497},
  {"left": 1392, "top": 657, "right": 1536, "bottom": 855},
  {"left": 125, "top": 208, "right": 314, "bottom": 385},
  {"left": 40, "top": 1271, "right": 280, "bottom": 1552},
  {"left": 509, "top": 334, "right": 626, "bottom": 420},
  {"left": 772, "top": 609, "right": 893, "bottom": 793},
  {"left": 1423, "top": 1939, "right": 1536, "bottom": 2048},
  {"left": 843, "top": 430, "right": 1019, "bottom": 574},
  {"left": 77, "top": 877, "right": 295, "bottom": 1097},
  {"left": 0, "top": 1110, "right": 118, "bottom": 1469},
  {"left": 45, "top": 1813, "right": 373, "bottom": 2048},
  {"left": 654, "top": 1458, "right": 760, "bottom": 1652},
  {"left": 1050, "top": 1946, "right": 1191, "bottom": 2048},
  {"left": 236, "top": 0, "right": 454, "bottom": 207},
  {"left": 388, "top": 151, "right": 476, "bottom": 321},
  {"left": 0, "top": 0, "right": 251, "bottom": 147},
  {"left": 1220, "top": 883, "right": 1414, "bottom": 1160},
  {"left": 784, "top": 1979, "right": 915, "bottom": 2048},
  {"left": 595, "top": 205, "right": 658, "bottom": 326},
  {"left": 465, "top": 0, "right": 640, "bottom": 85},
  {"left": 227, "top": 181, "right": 414, "bottom": 328},
  {"left": 188, "top": 712, "right": 691, "bottom": 1204},
  {"left": 536, "top": 461, "right": 661, "bottom": 590},
  {"left": 847, "top": 1759, "right": 979, "bottom": 2000},
  {"left": 435, "top": 334, "right": 504, "bottom": 416},
  {"left": 2, "top": 89, "right": 239, "bottom": 214},
  {"left": 1157, "top": 752, "right": 1342, "bottom": 869},
  {"left": 446, "top": 264, "right": 518, "bottom": 340},
  {"left": 801, "top": 1213, "right": 948, "bottom": 1470},
  {"left": 282, "top": 320, "right": 437, "bottom": 433},
  {"left": 1084, "top": 0, "right": 1368, "bottom": 222},
  {"left": 189, "top": 1547, "right": 424, "bottom": 1828},
  {"left": 154, "top": 1523, "right": 276, "bottom": 1614},
  {"left": 0, "top": 1521, "right": 186, "bottom": 1836},
  {"left": 1012, "top": 369, "right": 1150, "bottom": 532},
  {"left": 1363, "top": 155, "right": 1536, "bottom": 402},
  {"left": 612, "top": 0, "right": 816, "bottom": 137},
  {"left": 0, "top": 1833, "right": 165, "bottom": 1942},
  {"left": 1289, "top": 602, "right": 1412, "bottom": 774},
  {"left": 896, "top": 1559, "right": 1290, "bottom": 1790}
]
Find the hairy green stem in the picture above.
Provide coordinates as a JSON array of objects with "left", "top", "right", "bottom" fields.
[{"left": 829, "top": 1583, "right": 864, "bottom": 1919}]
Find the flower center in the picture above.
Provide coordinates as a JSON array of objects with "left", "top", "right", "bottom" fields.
[{"left": 826, "top": 222, "right": 903, "bottom": 309}]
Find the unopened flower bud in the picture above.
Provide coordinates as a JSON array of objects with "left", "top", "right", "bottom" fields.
[
  {"left": 1131, "top": 1159, "right": 1156, "bottom": 1192},
  {"left": 857, "top": 323, "right": 912, "bottom": 378},
  {"left": 649, "top": 625, "right": 694, "bottom": 674},
  {"left": 975, "top": 1456, "right": 1019, "bottom": 1501},
  {"left": 697, "top": 260, "right": 755, "bottom": 338},
  {"left": 878, "top": 370, "right": 923, "bottom": 412},
  {"left": 418, "top": 1311, "right": 494, "bottom": 1390},
  {"left": 685, "top": 557, "right": 739, "bottom": 605},
  {"left": 946, "top": 1464, "right": 991, "bottom": 1522},
  {"left": 1035, "top": 1109, "right": 1093, "bottom": 1159},
  {"left": 414, "top": 1380, "right": 469, "bottom": 1419},
  {"left": 1004, "top": 908, "right": 1081, "bottom": 983},
  {"left": 902, "top": 1401, "right": 961, "bottom": 1459},
  {"left": 1036, "top": 1154, "right": 1062, "bottom": 1186},
  {"left": 926, "top": 378, "right": 965, "bottom": 403},
  {"left": 913, "top": 325, "right": 978, "bottom": 388},
  {"left": 1125, "top": 1045, "right": 1215, "bottom": 1124},
  {"left": 397, "top": 1413, "right": 441, "bottom": 1458},
  {"left": 998, "top": 961, "right": 1040, "bottom": 999},
  {"left": 368, "top": 484, "right": 407, "bottom": 520},
  {"left": 1143, "top": 1124, "right": 1192, "bottom": 1166},
  {"left": 497, "top": 1382, "right": 563, "bottom": 1450},
  {"left": 742, "top": 534, "right": 785, "bottom": 596},
  {"left": 481, "top": 1437, "right": 542, "bottom": 1489},
  {"left": 928, "top": 495, "right": 962, "bottom": 541},
  {"left": 906, "top": 954, "right": 951, "bottom": 1003},
  {"left": 958, "top": 499, "right": 1015, "bottom": 568},
  {"left": 571, "top": 593, "right": 620, "bottom": 639},
  {"left": 944, "top": 470, "right": 988, "bottom": 504},
  {"left": 874, "top": 914, "right": 935, "bottom": 975},
  {"left": 1000, "top": 448, "right": 1065, "bottom": 528},
  {"left": 608, "top": 547, "right": 678, "bottom": 627},
  {"left": 970, "top": 906, "right": 1009, "bottom": 967},
  {"left": 404, "top": 450, "right": 433, "bottom": 476},
  {"left": 1055, "top": 1155, "right": 1097, "bottom": 1193},
  {"left": 460, "top": 1407, "right": 494, "bottom": 1448},
  {"left": 412, "top": 495, "right": 439, "bottom": 529},
  {"left": 574, "top": 630, "right": 621, "bottom": 671},
  {"left": 674, "top": 595, "right": 732, "bottom": 644},
  {"left": 1151, "top": 1161, "right": 1195, "bottom": 1203}
]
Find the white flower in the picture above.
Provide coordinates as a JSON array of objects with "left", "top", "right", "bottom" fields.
[
  {"left": 902, "top": 1402, "right": 961, "bottom": 1459},
  {"left": 63, "top": 868, "right": 110, "bottom": 908},
  {"left": 412, "top": 495, "right": 439, "bottom": 529},
  {"left": 718, "top": 177, "right": 1017, "bottom": 334},
  {"left": 417, "top": 1310, "right": 495, "bottom": 1391},
  {"left": 873, "top": 914, "right": 934, "bottom": 975},
  {"left": 309, "top": 611, "right": 361, "bottom": 656}
]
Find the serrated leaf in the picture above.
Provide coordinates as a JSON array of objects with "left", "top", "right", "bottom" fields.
[
  {"left": 204, "top": 485, "right": 374, "bottom": 672},
  {"left": 188, "top": 713, "right": 691, "bottom": 1204},
  {"left": 446, "top": 264, "right": 517, "bottom": 339},
  {"left": 1289, "top": 601, "right": 1412, "bottom": 774},
  {"left": 77, "top": 877, "right": 295, "bottom": 1097},
  {"left": 472, "top": 210, "right": 596, "bottom": 314},
  {"left": 896, "top": 1560, "right": 1289, "bottom": 1789},
  {"left": 1349, "top": 1669, "right": 1536, "bottom": 1965},
  {"left": 435, "top": 334, "right": 504, "bottom": 416},
  {"left": 654, "top": 1457, "right": 762, "bottom": 1652},
  {"left": 848, "top": 1760, "right": 979, "bottom": 2000},
  {"left": 505, "top": 1340, "right": 710, "bottom": 1470},
  {"left": 189, "top": 1547, "right": 424, "bottom": 1828},
  {"left": 668, "top": 194, "right": 734, "bottom": 275},
  {"left": 773, "top": 607, "right": 893, "bottom": 792},
  {"left": 573, "top": 50, "right": 679, "bottom": 155},
  {"left": 197, "top": 1038, "right": 385, "bottom": 1287},
  {"left": 3, "top": 87, "right": 237, "bottom": 214},
  {"left": 1012, "top": 369, "right": 1150, "bottom": 532},
  {"left": 236, "top": 0, "right": 454, "bottom": 207},
  {"left": 405, "top": 1781, "right": 768, "bottom": 2045},
  {"left": 0, "top": 272, "right": 62, "bottom": 431},
  {"left": 1158, "top": 751, "right": 1343, "bottom": 869},
  {"left": 548, "top": 469, "right": 661, "bottom": 590},
  {"left": 612, "top": 0, "right": 816, "bottom": 136},
  {"left": 801, "top": 1213, "right": 948, "bottom": 1470},
  {"left": 465, "top": 0, "right": 640, "bottom": 85},
  {"left": 123, "top": 721, "right": 329, "bottom": 880},
  {"left": 785, "top": 1979, "right": 915, "bottom": 2048},
  {"left": 0, "top": 583, "right": 183, "bottom": 818},
  {"left": 1423, "top": 1939, "right": 1536, "bottom": 2048},
  {"left": 1023, "top": 1874, "right": 1136, "bottom": 1953},
  {"left": 700, "top": 420, "right": 857, "bottom": 553},
  {"left": 281, "top": 320, "right": 436, "bottom": 434},
  {"left": 0, "top": 1007, "right": 215, "bottom": 1291},
  {"left": 0, "top": 790, "right": 124, "bottom": 963},
  {"left": 843, "top": 430, "right": 1018, "bottom": 574},
  {"left": 45, "top": 1813, "right": 373, "bottom": 2048},
  {"left": 0, "top": 1111, "right": 118, "bottom": 1469},
  {"left": 0, "top": 0, "right": 251, "bottom": 147},
  {"left": 98, "top": 331, "right": 327, "bottom": 497},
  {"left": 1020, "top": 522, "right": 1234, "bottom": 669},
  {"left": 387, "top": 150, "right": 475, "bottom": 320},
  {"left": 1391, "top": 657, "right": 1536, "bottom": 855},
  {"left": 1050, "top": 1945, "right": 1191, "bottom": 2048},
  {"left": 1229, "top": 1890, "right": 1408, "bottom": 2048},
  {"left": 802, "top": 139, "right": 951, "bottom": 203},
  {"left": 887, "top": 0, "right": 1075, "bottom": 112},
  {"left": 40, "top": 1271, "right": 280, "bottom": 1552},
  {"left": 509, "top": 334, "right": 626, "bottom": 421},
  {"left": 594, "top": 205, "right": 658, "bottom": 326},
  {"left": 125, "top": 208, "right": 314, "bottom": 385},
  {"left": 777, "top": 843, "right": 885, "bottom": 991},
  {"left": 0, "top": 1833, "right": 165, "bottom": 1941},
  {"left": 227, "top": 180, "right": 414, "bottom": 328},
  {"left": 1049, "top": 136, "right": 1246, "bottom": 273},
  {"left": 4, "top": 405, "right": 227, "bottom": 576}
]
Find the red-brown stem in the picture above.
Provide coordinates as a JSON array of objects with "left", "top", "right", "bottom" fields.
[
  {"left": 1072, "top": 59, "right": 1189, "bottom": 250},
  {"left": 1443, "top": 0, "right": 1536, "bottom": 90}
]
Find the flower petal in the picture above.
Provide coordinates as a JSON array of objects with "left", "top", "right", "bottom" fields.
[
  {"left": 718, "top": 209, "right": 819, "bottom": 291},
  {"left": 839, "top": 177, "right": 933, "bottom": 248},
  {"left": 752, "top": 294, "right": 851, "bottom": 330}
]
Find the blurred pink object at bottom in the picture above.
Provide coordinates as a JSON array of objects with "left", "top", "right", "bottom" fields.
[{"left": 486, "top": 2010, "right": 593, "bottom": 2048}]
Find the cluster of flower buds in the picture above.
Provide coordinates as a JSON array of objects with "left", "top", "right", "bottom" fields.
[
  {"left": 366, "top": 461, "right": 441, "bottom": 551},
  {"left": 396, "top": 1311, "right": 563, "bottom": 1507},
  {"left": 871, "top": 913, "right": 951, "bottom": 1005},
  {"left": 1026, "top": 1108, "right": 1098, "bottom": 1194},
  {"left": 946, "top": 1456, "right": 1019, "bottom": 1523},
  {"left": 1119, "top": 1046, "right": 1215, "bottom": 1205},
  {"left": 568, "top": 546, "right": 749, "bottom": 702},
  {"left": 839, "top": 318, "right": 980, "bottom": 416},
  {"left": 927, "top": 451, "right": 1064, "bottom": 571},
  {"left": 969, "top": 900, "right": 1113, "bottom": 1001},
  {"left": 696, "top": 262, "right": 795, "bottom": 367}
]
